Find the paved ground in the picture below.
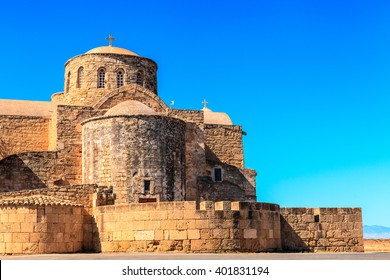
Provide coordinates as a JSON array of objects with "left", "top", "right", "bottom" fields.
[{"left": 2, "top": 252, "right": 390, "bottom": 260}]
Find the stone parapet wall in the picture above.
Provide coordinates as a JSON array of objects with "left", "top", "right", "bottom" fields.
[
  {"left": 92, "top": 201, "right": 281, "bottom": 253},
  {"left": 204, "top": 124, "right": 244, "bottom": 169},
  {"left": 0, "top": 205, "right": 83, "bottom": 254},
  {"left": 0, "top": 115, "right": 49, "bottom": 160},
  {"left": 280, "top": 207, "right": 364, "bottom": 252}
]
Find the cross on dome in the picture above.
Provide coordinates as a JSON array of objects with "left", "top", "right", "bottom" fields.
[
  {"left": 202, "top": 99, "right": 209, "bottom": 108},
  {"left": 106, "top": 34, "right": 116, "bottom": 46}
]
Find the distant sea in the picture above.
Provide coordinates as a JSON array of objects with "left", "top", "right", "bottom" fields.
[{"left": 363, "top": 225, "right": 390, "bottom": 239}]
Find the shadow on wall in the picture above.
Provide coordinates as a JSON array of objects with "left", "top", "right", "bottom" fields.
[
  {"left": 199, "top": 146, "right": 256, "bottom": 201},
  {"left": 83, "top": 214, "right": 102, "bottom": 253},
  {"left": 197, "top": 175, "right": 247, "bottom": 201},
  {"left": 0, "top": 154, "right": 49, "bottom": 192},
  {"left": 280, "top": 215, "right": 310, "bottom": 252}
]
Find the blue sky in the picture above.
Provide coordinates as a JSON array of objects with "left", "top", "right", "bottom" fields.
[{"left": 0, "top": 0, "right": 390, "bottom": 227}]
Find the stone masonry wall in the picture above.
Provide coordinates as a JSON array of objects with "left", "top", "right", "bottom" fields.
[
  {"left": 0, "top": 116, "right": 49, "bottom": 160},
  {"left": 82, "top": 115, "right": 186, "bottom": 203},
  {"left": 167, "top": 109, "right": 204, "bottom": 126},
  {"left": 280, "top": 208, "right": 364, "bottom": 252},
  {"left": 0, "top": 205, "right": 83, "bottom": 254},
  {"left": 204, "top": 124, "right": 244, "bottom": 169},
  {"left": 56, "top": 105, "right": 104, "bottom": 185},
  {"left": 0, "top": 152, "right": 59, "bottom": 192},
  {"left": 197, "top": 161, "right": 256, "bottom": 202},
  {"left": 62, "top": 53, "right": 157, "bottom": 106},
  {"left": 92, "top": 201, "right": 281, "bottom": 253},
  {"left": 183, "top": 122, "right": 206, "bottom": 201},
  {"left": 167, "top": 109, "right": 206, "bottom": 201}
]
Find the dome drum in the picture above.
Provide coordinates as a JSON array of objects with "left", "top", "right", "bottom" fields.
[{"left": 61, "top": 48, "right": 158, "bottom": 106}]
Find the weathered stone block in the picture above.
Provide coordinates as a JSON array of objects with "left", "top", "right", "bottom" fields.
[
  {"left": 113, "top": 231, "right": 122, "bottom": 241},
  {"left": 12, "top": 232, "right": 30, "bottom": 243},
  {"left": 160, "top": 220, "right": 177, "bottom": 230},
  {"left": 187, "top": 229, "right": 200, "bottom": 240},
  {"left": 195, "top": 220, "right": 209, "bottom": 229},
  {"left": 6, "top": 242, "right": 23, "bottom": 254},
  {"left": 169, "top": 230, "right": 187, "bottom": 240},
  {"left": 244, "top": 229, "right": 257, "bottom": 239},
  {"left": 20, "top": 222, "right": 34, "bottom": 233},
  {"left": 167, "top": 211, "right": 184, "bottom": 220},
  {"left": 134, "top": 230, "right": 154, "bottom": 241}
]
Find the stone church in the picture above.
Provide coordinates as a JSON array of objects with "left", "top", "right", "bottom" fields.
[{"left": 0, "top": 38, "right": 363, "bottom": 255}]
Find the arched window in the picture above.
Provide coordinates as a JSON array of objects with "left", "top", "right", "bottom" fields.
[
  {"left": 136, "top": 72, "right": 143, "bottom": 86},
  {"left": 117, "top": 70, "right": 124, "bottom": 88},
  {"left": 98, "top": 68, "right": 105, "bottom": 88},
  {"left": 66, "top": 71, "right": 71, "bottom": 93},
  {"left": 77, "top": 67, "right": 84, "bottom": 88}
]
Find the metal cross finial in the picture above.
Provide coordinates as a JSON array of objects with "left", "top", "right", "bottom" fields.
[
  {"left": 202, "top": 99, "right": 208, "bottom": 108},
  {"left": 106, "top": 34, "right": 116, "bottom": 46}
]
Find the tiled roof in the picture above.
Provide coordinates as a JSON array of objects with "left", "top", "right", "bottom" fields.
[{"left": 0, "top": 195, "right": 83, "bottom": 207}]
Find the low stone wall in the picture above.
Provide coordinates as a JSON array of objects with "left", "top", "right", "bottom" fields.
[
  {"left": 0, "top": 205, "right": 83, "bottom": 254},
  {"left": 92, "top": 201, "right": 281, "bottom": 253},
  {"left": 280, "top": 207, "right": 364, "bottom": 252}
]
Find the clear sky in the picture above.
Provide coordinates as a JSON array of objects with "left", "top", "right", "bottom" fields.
[{"left": 0, "top": 0, "right": 389, "bottom": 227}]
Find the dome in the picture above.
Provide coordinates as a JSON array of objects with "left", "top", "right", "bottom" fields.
[
  {"left": 202, "top": 107, "right": 233, "bottom": 125},
  {"left": 105, "top": 100, "right": 157, "bottom": 116},
  {"left": 86, "top": 46, "right": 139, "bottom": 56}
]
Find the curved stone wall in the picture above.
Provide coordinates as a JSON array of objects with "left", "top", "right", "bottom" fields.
[
  {"left": 91, "top": 201, "right": 282, "bottom": 253},
  {"left": 82, "top": 115, "right": 186, "bottom": 203},
  {"left": 60, "top": 53, "right": 157, "bottom": 106}
]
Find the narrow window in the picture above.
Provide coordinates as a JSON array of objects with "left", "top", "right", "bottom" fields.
[
  {"left": 144, "top": 180, "right": 151, "bottom": 194},
  {"left": 314, "top": 215, "right": 320, "bottom": 223},
  {"left": 117, "top": 70, "right": 124, "bottom": 88},
  {"left": 214, "top": 168, "right": 222, "bottom": 182},
  {"left": 66, "top": 71, "right": 71, "bottom": 93},
  {"left": 98, "top": 68, "right": 105, "bottom": 88},
  {"left": 77, "top": 67, "right": 84, "bottom": 88},
  {"left": 136, "top": 72, "right": 143, "bottom": 86}
]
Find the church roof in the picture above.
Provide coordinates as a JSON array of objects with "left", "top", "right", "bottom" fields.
[
  {"left": 0, "top": 195, "right": 83, "bottom": 207},
  {"left": 105, "top": 100, "right": 158, "bottom": 116},
  {"left": 0, "top": 99, "right": 55, "bottom": 117},
  {"left": 202, "top": 107, "right": 233, "bottom": 125},
  {"left": 86, "top": 46, "right": 139, "bottom": 56}
]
